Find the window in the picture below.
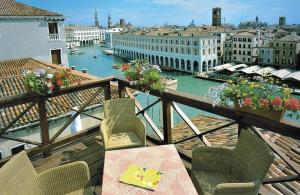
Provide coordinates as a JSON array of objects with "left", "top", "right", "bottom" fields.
[
  {"left": 202, "top": 49, "right": 205, "bottom": 55},
  {"left": 290, "top": 51, "right": 293, "bottom": 55},
  {"left": 248, "top": 58, "right": 251, "bottom": 62},
  {"left": 283, "top": 43, "right": 286, "bottom": 47},
  {"left": 239, "top": 44, "right": 241, "bottom": 48},
  {"left": 48, "top": 22, "right": 58, "bottom": 34},
  {"left": 247, "top": 51, "right": 251, "bottom": 55},
  {"left": 239, "top": 51, "right": 241, "bottom": 55},
  {"left": 243, "top": 51, "right": 246, "bottom": 55},
  {"left": 267, "top": 59, "right": 270, "bottom": 63},
  {"left": 248, "top": 38, "right": 251, "bottom": 42},
  {"left": 283, "top": 50, "right": 286, "bottom": 55},
  {"left": 282, "top": 59, "right": 286, "bottom": 64},
  {"left": 234, "top": 50, "right": 237, "bottom": 54},
  {"left": 0, "top": 150, "right": 2, "bottom": 160},
  {"left": 11, "top": 144, "right": 25, "bottom": 155}
]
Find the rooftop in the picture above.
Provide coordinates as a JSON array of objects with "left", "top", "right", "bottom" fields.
[{"left": 0, "top": 0, "right": 63, "bottom": 17}]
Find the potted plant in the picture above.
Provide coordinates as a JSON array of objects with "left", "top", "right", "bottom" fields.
[
  {"left": 24, "top": 68, "right": 71, "bottom": 95},
  {"left": 210, "top": 77, "right": 300, "bottom": 121},
  {"left": 123, "top": 59, "right": 166, "bottom": 92}
]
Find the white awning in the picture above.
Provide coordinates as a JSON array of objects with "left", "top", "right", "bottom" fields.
[
  {"left": 254, "top": 67, "right": 276, "bottom": 76},
  {"left": 239, "top": 65, "right": 262, "bottom": 74},
  {"left": 272, "top": 68, "right": 293, "bottom": 79},
  {"left": 225, "top": 64, "right": 248, "bottom": 72},
  {"left": 213, "top": 63, "right": 233, "bottom": 71},
  {"left": 284, "top": 71, "right": 300, "bottom": 82}
]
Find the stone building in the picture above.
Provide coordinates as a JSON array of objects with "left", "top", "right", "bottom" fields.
[
  {"left": 279, "top": 16, "right": 286, "bottom": 26},
  {"left": 112, "top": 28, "right": 218, "bottom": 73},
  {"left": 272, "top": 32, "right": 300, "bottom": 69},
  {"left": 0, "top": 0, "right": 68, "bottom": 65},
  {"left": 224, "top": 30, "right": 272, "bottom": 64},
  {"left": 65, "top": 26, "right": 101, "bottom": 46}
]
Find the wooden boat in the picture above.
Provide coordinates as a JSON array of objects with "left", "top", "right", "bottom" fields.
[
  {"left": 161, "top": 66, "right": 175, "bottom": 71},
  {"left": 113, "top": 64, "right": 121, "bottom": 69}
]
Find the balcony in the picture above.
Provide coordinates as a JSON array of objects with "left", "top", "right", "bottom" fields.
[
  {"left": 49, "top": 33, "right": 60, "bottom": 41},
  {"left": 0, "top": 58, "right": 300, "bottom": 194}
]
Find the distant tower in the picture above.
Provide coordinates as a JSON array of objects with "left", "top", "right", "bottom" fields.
[
  {"left": 120, "top": 18, "right": 125, "bottom": 28},
  {"left": 255, "top": 16, "right": 259, "bottom": 23},
  {"left": 212, "top": 7, "right": 222, "bottom": 27},
  {"left": 94, "top": 9, "right": 99, "bottom": 27},
  {"left": 108, "top": 13, "right": 113, "bottom": 29},
  {"left": 279, "top": 16, "right": 286, "bottom": 26}
]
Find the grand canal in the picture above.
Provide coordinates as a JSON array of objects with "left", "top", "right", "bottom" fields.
[{"left": 68, "top": 46, "right": 299, "bottom": 132}]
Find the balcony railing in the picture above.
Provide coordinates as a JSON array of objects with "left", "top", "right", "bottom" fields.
[
  {"left": 0, "top": 75, "right": 300, "bottom": 192},
  {"left": 49, "top": 33, "right": 60, "bottom": 41}
]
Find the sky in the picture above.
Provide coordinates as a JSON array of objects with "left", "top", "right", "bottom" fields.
[{"left": 18, "top": 0, "right": 300, "bottom": 27}]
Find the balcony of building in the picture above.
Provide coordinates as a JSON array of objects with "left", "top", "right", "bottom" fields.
[{"left": 0, "top": 58, "right": 300, "bottom": 194}]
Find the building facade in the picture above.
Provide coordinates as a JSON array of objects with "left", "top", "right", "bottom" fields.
[
  {"left": 0, "top": 0, "right": 68, "bottom": 65},
  {"left": 279, "top": 16, "right": 286, "bottom": 26},
  {"left": 224, "top": 30, "right": 272, "bottom": 64},
  {"left": 65, "top": 26, "right": 101, "bottom": 47},
  {"left": 112, "top": 33, "right": 218, "bottom": 73},
  {"left": 211, "top": 32, "right": 226, "bottom": 64},
  {"left": 272, "top": 33, "right": 300, "bottom": 69},
  {"left": 257, "top": 46, "right": 274, "bottom": 65}
]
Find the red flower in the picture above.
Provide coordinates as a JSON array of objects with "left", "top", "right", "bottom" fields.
[
  {"left": 57, "top": 79, "right": 63, "bottom": 86},
  {"left": 260, "top": 98, "right": 269, "bottom": 108},
  {"left": 271, "top": 96, "right": 283, "bottom": 108},
  {"left": 243, "top": 98, "right": 253, "bottom": 107},
  {"left": 285, "top": 98, "right": 300, "bottom": 112}
]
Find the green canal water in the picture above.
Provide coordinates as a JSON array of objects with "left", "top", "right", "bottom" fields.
[{"left": 68, "top": 46, "right": 299, "bottom": 137}]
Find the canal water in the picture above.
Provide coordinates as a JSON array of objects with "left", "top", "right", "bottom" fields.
[{"left": 68, "top": 46, "right": 299, "bottom": 137}]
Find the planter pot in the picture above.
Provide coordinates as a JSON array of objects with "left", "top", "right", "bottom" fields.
[{"left": 234, "top": 101, "right": 285, "bottom": 121}]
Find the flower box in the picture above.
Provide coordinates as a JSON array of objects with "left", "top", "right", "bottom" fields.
[{"left": 234, "top": 101, "right": 285, "bottom": 121}]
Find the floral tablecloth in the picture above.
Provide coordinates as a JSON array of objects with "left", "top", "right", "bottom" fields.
[{"left": 102, "top": 144, "right": 198, "bottom": 195}]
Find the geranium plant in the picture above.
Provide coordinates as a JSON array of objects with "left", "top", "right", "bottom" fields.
[
  {"left": 123, "top": 59, "right": 166, "bottom": 92},
  {"left": 25, "top": 68, "right": 71, "bottom": 95},
  {"left": 209, "top": 76, "right": 300, "bottom": 119}
]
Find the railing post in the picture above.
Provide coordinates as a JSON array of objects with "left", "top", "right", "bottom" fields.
[
  {"left": 118, "top": 81, "right": 125, "bottom": 98},
  {"left": 37, "top": 99, "right": 51, "bottom": 157},
  {"left": 162, "top": 96, "right": 172, "bottom": 144},
  {"left": 238, "top": 122, "right": 247, "bottom": 137},
  {"left": 104, "top": 82, "right": 111, "bottom": 100}
]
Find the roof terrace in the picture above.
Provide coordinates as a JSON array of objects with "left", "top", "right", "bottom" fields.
[{"left": 0, "top": 58, "right": 300, "bottom": 194}]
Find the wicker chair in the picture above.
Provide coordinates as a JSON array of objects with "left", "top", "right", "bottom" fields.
[
  {"left": 191, "top": 128, "right": 274, "bottom": 195},
  {"left": 100, "top": 98, "right": 146, "bottom": 151},
  {"left": 0, "top": 151, "right": 92, "bottom": 195}
]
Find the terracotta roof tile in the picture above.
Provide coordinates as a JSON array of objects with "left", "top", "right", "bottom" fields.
[{"left": 0, "top": 0, "right": 62, "bottom": 16}]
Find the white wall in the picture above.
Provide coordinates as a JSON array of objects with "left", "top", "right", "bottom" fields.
[{"left": 0, "top": 18, "right": 68, "bottom": 65}]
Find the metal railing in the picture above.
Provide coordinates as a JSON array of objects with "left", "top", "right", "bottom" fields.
[{"left": 49, "top": 33, "right": 60, "bottom": 41}]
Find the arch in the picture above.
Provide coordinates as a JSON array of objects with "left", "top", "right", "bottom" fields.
[
  {"left": 213, "top": 59, "right": 217, "bottom": 67},
  {"left": 202, "top": 61, "right": 207, "bottom": 72},
  {"left": 152, "top": 55, "right": 155, "bottom": 64},
  {"left": 208, "top": 60, "right": 212, "bottom": 69},
  {"left": 142, "top": 53, "right": 145, "bottom": 59},
  {"left": 156, "top": 56, "right": 159, "bottom": 65},
  {"left": 165, "top": 57, "right": 169, "bottom": 66},
  {"left": 187, "top": 60, "right": 191, "bottom": 71},
  {"left": 160, "top": 56, "right": 164, "bottom": 66},
  {"left": 170, "top": 58, "right": 174, "bottom": 67},
  {"left": 181, "top": 59, "right": 185, "bottom": 70},
  {"left": 193, "top": 61, "right": 199, "bottom": 72},
  {"left": 175, "top": 58, "right": 179, "bottom": 69}
]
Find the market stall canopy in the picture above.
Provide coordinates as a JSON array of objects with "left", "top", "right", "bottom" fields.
[
  {"left": 283, "top": 71, "right": 300, "bottom": 83},
  {"left": 225, "top": 64, "right": 248, "bottom": 72},
  {"left": 239, "top": 65, "right": 262, "bottom": 74},
  {"left": 271, "top": 68, "right": 293, "bottom": 79},
  {"left": 254, "top": 67, "right": 276, "bottom": 76},
  {"left": 213, "top": 63, "right": 234, "bottom": 71}
]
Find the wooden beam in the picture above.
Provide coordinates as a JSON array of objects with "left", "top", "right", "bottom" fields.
[
  {"left": 50, "top": 88, "right": 102, "bottom": 142},
  {"left": 0, "top": 135, "right": 42, "bottom": 146},
  {"left": 38, "top": 100, "right": 51, "bottom": 157},
  {"left": 104, "top": 82, "right": 111, "bottom": 100},
  {"left": 136, "top": 99, "right": 161, "bottom": 116},
  {"left": 125, "top": 89, "right": 164, "bottom": 141},
  {"left": 162, "top": 97, "right": 172, "bottom": 144},
  {"left": 171, "top": 102, "right": 212, "bottom": 146},
  {"left": 0, "top": 102, "right": 35, "bottom": 136},
  {"left": 0, "top": 78, "right": 113, "bottom": 109}
]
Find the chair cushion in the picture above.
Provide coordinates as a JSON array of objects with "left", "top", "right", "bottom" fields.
[
  {"left": 192, "top": 170, "right": 239, "bottom": 195},
  {"left": 106, "top": 131, "right": 144, "bottom": 150}
]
